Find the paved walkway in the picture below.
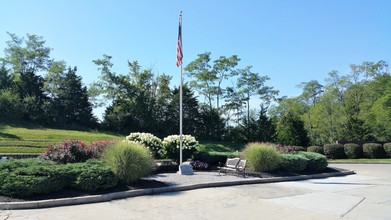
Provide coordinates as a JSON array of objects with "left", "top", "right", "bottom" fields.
[{"left": 1, "top": 164, "right": 390, "bottom": 220}]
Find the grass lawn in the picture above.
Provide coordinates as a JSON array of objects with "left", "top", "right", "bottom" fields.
[
  {"left": 198, "top": 140, "right": 243, "bottom": 152},
  {"left": 0, "top": 123, "right": 124, "bottom": 154},
  {"left": 329, "top": 158, "right": 391, "bottom": 163}
]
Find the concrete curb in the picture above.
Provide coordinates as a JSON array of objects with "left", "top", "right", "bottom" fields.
[{"left": 0, "top": 169, "right": 355, "bottom": 210}]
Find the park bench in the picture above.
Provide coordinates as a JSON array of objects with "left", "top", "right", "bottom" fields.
[{"left": 218, "top": 157, "right": 246, "bottom": 177}]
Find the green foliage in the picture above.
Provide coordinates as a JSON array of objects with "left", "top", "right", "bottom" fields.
[
  {"left": 0, "top": 158, "right": 118, "bottom": 198},
  {"left": 384, "top": 143, "right": 391, "bottom": 157},
  {"left": 67, "top": 160, "right": 118, "bottom": 192},
  {"left": 307, "top": 146, "right": 324, "bottom": 154},
  {"left": 279, "top": 154, "right": 308, "bottom": 172},
  {"left": 102, "top": 142, "right": 153, "bottom": 184},
  {"left": 276, "top": 109, "right": 309, "bottom": 147},
  {"left": 125, "top": 132, "right": 163, "bottom": 159},
  {"left": 0, "top": 159, "right": 68, "bottom": 197},
  {"left": 363, "top": 143, "right": 386, "bottom": 158},
  {"left": 242, "top": 143, "right": 280, "bottom": 172},
  {"left": 162, "top": 135, "right": 199, "bottom": 163},
  {"left": 343, "top": 143, "right": 362, "bottom": 159},
  {"left": 194, "top": 151, "right": 240, "bottom": 166},
  {"left": 323, "top": 144, "right": 346, "bottom": 159},
  {"left": 298, "top": 151, "right": 328, "bottom": 171},
  {"left": 0, "top": 90, "right": 22, "bottom": 122}
]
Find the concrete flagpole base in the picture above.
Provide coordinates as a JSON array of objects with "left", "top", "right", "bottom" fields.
[{"left": 178, "top": 163, "right": 194, "bottom": 175}]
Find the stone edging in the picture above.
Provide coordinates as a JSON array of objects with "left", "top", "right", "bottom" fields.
[{"left": 0, "top": 170, "right": 355, "bottom": 210}]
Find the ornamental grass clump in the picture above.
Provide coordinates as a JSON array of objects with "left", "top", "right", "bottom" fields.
[
  {"left": 125, "top": 132, "right": 163, "bottom": 159},
  {"left": 242, "top": 143, "right": 280, "bottom": 172},
  {"left": 162, "top": 135, "right": 199, "bottom": 163},
  {"left": 102, "top": 142, "right": 153, "bottom": 184}
]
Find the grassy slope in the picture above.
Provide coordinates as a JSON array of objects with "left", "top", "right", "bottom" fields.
[
  {"left": 198, "top": 141, "right": 244, "bottom": 153},
  {"left": 0, "top": 123, "right": 124, "bottom": 153}
]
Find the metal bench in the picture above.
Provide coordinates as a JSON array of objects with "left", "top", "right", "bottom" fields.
[{"left": 218, "top": 157, "right": 246, "bottom": 177}]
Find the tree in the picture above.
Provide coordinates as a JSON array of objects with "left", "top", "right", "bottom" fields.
[
  {"left": 51, "top": 67, "right": 97, "bottom": 128},
  {"left": 298, "top": 80, "right": 324, "bottom": 145},
  {"left": 213, "top": 55, "right": 240, "bottom": 112},
  {"left": 184, "top": 52, "right": 216, "bottom": 112},
  {"left": 236, "top": 66, "right": 278, "bottom": 131},
  {"left": 277, "top": 109, "right": 309, "bottom": 147},
  {"left": 3, "top": 33, "right": 52, "bottom": 75}
]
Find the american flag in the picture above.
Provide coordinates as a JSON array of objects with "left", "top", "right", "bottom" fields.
[{"left": 176, "top": 11, "right": 183, "bottom": 67}]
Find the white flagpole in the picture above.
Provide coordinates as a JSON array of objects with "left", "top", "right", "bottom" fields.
[
  {"left": 180, "top": 59, "right": 183, "bottom": 166},
  {"left": 179, "top": 11, "right": 183, "bottom": 166}
]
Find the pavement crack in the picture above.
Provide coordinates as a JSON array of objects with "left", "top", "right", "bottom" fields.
[{"left": 341, "top": 197, "right": 365, "bottom": 218}]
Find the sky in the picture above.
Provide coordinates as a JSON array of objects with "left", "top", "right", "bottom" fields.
[{"left": 1, "top": 0, "right": 390, "bottom": 119}]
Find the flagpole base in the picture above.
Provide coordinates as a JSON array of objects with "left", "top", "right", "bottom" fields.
[{"left": 178, "top": 163, "right": 194, "bottom": 175}]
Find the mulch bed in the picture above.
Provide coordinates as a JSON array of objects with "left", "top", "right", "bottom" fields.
[{"left": 0, "top": 167, "right": 344, "bottom": 203}]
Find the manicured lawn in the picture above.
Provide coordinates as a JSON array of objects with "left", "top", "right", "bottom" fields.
[
  {"left": 198, "top": 141, "right": 243, "bottom": 152},
  {"left": 0, "top": 123, "right": 124, "bottom": 153},
  {"left": 329, "top": 158, "right": 391, "bottom": 163}
]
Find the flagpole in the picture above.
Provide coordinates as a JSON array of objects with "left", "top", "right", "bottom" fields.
[{"left": 180, "top": 59, "right": 183, "bottom": 166}]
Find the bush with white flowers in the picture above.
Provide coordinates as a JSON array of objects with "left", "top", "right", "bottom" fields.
[
  {"left": 162, "top": 135, "right": 199, "bottom": 163},
  {"left": 125, "top": 132, "right": 163, "bottom": 159}
]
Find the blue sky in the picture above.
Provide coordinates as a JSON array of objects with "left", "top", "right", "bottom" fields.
[{"left": 1, "top": 0, "right": 390, "bottom": 119}]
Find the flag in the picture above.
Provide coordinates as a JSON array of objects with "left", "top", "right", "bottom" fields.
[{"left": 176, "top": 11, "right": 183, "bottom": 67}]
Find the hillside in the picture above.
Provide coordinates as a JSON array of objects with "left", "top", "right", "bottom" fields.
[{"left": 0, "top": 123, "right": 124, "bottom": 154}]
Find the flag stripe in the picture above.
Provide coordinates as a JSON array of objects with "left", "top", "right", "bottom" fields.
[{"left": 176, "top": 12, "right": 183, "bottom": 67}]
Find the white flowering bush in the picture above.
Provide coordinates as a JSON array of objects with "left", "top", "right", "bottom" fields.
[
  {"left": 162, "top": 135, "right": 199, "bottom": 163},
  {"left": 125, "top": 132, "right": 163, "bottom": 159}
]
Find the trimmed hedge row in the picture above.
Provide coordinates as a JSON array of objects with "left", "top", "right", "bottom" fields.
[
  {"left": 311, "top": 142, "right": 391, "bottom": 159},
  {"left": 363, "top": 143, "right": 386, "bottom": 158},
  {"left": 344, "top": 143, "right": 362, "bottom": 159},
  {"left": 278, "top": 152, "right": 328, "bottom": 172},
  {"left": 323, "top": 144, "right": 346, "bottom": 159},
  {"left": 0, "top": 158, "right": 118, "bottom": 198}
]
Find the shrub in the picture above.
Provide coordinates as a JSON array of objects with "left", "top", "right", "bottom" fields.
[
  {"left": 279, "top": 154, "right": 308, "bottom": 172},
  {"left": 344, "top": 143, "right": 362, "bottom": 159},
  {"left": 323, "top": 143, "right": 346, "bottom": 159},
  {"left": 0, "top": 158, "right": 118, "bottom": 197},
  {"left": 293, "top": 146, "right": 306, "bottom": 152},
  {"left": 363, "top": 143, "right": 386, "bottom": 158},
  {"left": 125, "top": 132, "right": 163, "bottom": 159},
  {"left": 242, "top": 143, "right": 280, "bottom": 172},
  {"left": 90, "top": 140, "right": 116, "bottom": 158},
  {"left": 0, "top": 159, "right": 69, "bottom": 197},
  {"left": 298, "top": 151, "right": 328, "bottom": 171},
  {"left": 102, "top": 142, "right": 153, "bottom": 184},
  {"left": 162, "top": 135, "right": 199, "bottom": 163},
  {"left": 42, "top": 139, "right": 94, "bottom": 163},
  {"left": 189, "top": 160, "right": 209, "bottom": 171},
  {"left": 67, "top": 160, "right": 118, "bottom": 192},
  {"left": 194, "top": 151, "right": 240, "bottom": 166},
  {"left": 307, "top": 146, "right": 324, "bottom": 154},
  {"left": 384, "top": 143, "right": 391, "bottom": 158}
]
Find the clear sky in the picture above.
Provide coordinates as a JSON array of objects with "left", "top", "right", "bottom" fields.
[{"left": 1, "top": 0, "right": 390, "bottom": 119}]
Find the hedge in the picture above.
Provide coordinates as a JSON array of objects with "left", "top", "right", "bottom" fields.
[
  {"left": 363, "top": 143, "right": 386, "bottom": 158},
  {"left": 279, "top": 154, "right": 308, "bottom": 173},
  {"left": 343, "top": 143, "right": 362, "bottom": 159},
  {"left": 323, "top": 144, "right": 346, "bottom": 159},
  {"left": 298, "top": 151, "right": 328, "bottom": 171}
]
